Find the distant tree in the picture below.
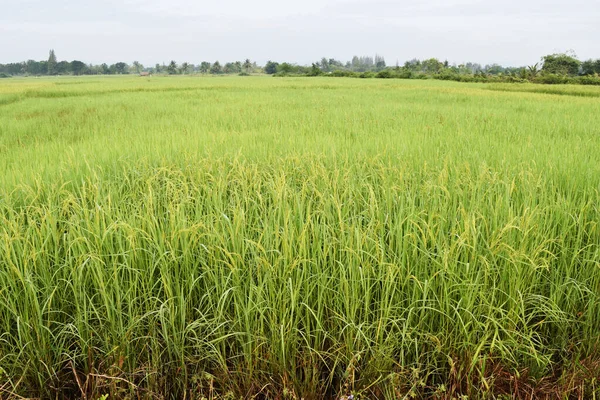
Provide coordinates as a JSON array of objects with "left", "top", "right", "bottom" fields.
[
  {"left": 277, "top": 62, "right": 294, "bottom": 75},
  {"left": 264, "top": 61, "right": 279, "bottom": 74},
  {"left": 350, "top": 56, "right": 374, "bottom": 72},
  {"left": 375, "top": 54, "right": 386, "bottom": 71},
  {"left": 308, "top": 63, "right": 322, "bottom": 76},
  {"left": 155, "top": 63, "right": 161, "bottom": 73},
  {"left": 243, "top": 59, "right": 253, "bottom": 73},
  {"left": 100, "top": 63, "right": 110, "bottom": 74},
  {"left": 25, "top": 60, "right": 45, "bottom": 75},
  {"left": 329, "top": 58, "right": 343, "bottom": 69},
  {"left": 464, "top": 62, "right": 482, "bottom": 74},
  {"left": 71, "top": 60, "right": 87, "bottom": 75},
  {"left": 88, "top": 64, "right": 102, "bottom": 75},
  {"left": 0, "top": 62, "right": 25, "bottom": 75},
  {"left": 132, "top": 61, "right": 143, "bottom": 74},
  {"left": 47, "top": 49, "right": 57, "bottom": 75},
  {"left": 581, "top": 59, "right": 600, "bottom": 75},
  {"left": 55, "top": 61, "right": 71, "bottom": 74},
  {"left": 210, "top": 61, "right": 222, "bottom": 74},
  {"left": 484, "top": 64, "right": 504, "bottom": 75},
  {"left": 527, "top": 63, "right": 540, "bottom": 79},
  {"left": 223, "top": 62, "right": 235, "bottom": 74},
  {"left": 541, "top": 53, "right": 580, "bottom": 76},
  {"left": 180, "top": 62, "right": 191, "bottom": 74},
  {"left": 199, "top": 62, "right": 211, "bottom": 73},
  {"left": 404, "top": 59, "right": 421, "bottom": 72},
  {"left": 114, "top": 62, "right": 129, "bottom": 74},
  {"left": 422, "top": 58, "right": 443, "bottom": 73},
  {"left": 167, "top": 60, "right": 178, "bottom": 75}
]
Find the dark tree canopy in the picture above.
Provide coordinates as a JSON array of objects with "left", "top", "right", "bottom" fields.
[
  {"left": 210, "top": 61, "right": 222, "bottom": 74},
  {"left": 47, "top": 50, "right": 57, "bottom": 75},
  {"left": 264, "top": 61, "right": 279, "bottom": 75},
  {"left": 71, "top": 60, "right": 87, "bottom": 75},
  {"left": 542, "top": 53, "right": 581, "bottom": 76},
  {"left": 199, "top": 62, "right": 211, "bottom": 74},
  {"left": 581, "top": 59, "right": 600, "bottom": 75}
]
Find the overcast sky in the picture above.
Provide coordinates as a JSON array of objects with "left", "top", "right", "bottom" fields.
[{"left": 1, "top": 0, "right": 598, "bottom": 67}]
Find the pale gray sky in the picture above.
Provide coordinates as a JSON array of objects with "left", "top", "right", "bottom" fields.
[{"left": 1, "top": 0, "right": 598, "bottom": 66}]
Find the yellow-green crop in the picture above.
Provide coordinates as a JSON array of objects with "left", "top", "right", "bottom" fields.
[{"left": 1, "top": 76, "right": 599, "bottom": 398}]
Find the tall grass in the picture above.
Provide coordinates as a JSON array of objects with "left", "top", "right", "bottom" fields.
[{"left": 1, "top": 76, "right": 599, "bottom": 398}]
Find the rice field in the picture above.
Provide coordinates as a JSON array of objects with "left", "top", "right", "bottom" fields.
[{"left": 0, "top": 76, "right": 599, "bottom": 399}]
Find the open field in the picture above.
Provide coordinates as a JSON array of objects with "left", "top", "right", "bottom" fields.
[{"left": 1, "top": 76, "right": 600, "bottom": 399}]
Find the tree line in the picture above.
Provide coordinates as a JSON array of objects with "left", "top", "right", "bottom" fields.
[
  {"left": 0, "top": 50, "right": 260, "bottom": 77},
  {"left": 265, "top": 52, "right": 600, "bottom": 85},
  {"left": 2, "top": 50, "right": 599, "bottom": 85}
]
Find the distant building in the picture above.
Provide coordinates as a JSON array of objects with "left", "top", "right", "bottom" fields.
[{"left": 139, "top": 72, "right": 151, "bottom": 77}]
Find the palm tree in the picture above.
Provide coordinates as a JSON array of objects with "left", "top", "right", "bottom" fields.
[
  {"left": 167, "top": 61, "right": 178, "bottom": 75},
  {"left": 180, "top": 62, "right": 191, "bottom": 75},
  {"left": 527, "top": 63, "right": 540, "bottom": 79},
  {"left": 243, "top": 59, "right": 253, "bottom": 74}
]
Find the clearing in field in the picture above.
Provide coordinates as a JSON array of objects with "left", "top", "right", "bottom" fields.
[{"left": 0, "top": 76, "right": 599, "bottom": 399}]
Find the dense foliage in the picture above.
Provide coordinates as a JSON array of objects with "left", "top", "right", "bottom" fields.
[
  {"left": 2, "top": 51, "right": 599, "bottom": 85},
  {"left": 275, "top": 53, "right": 600, "bottom": 85}
]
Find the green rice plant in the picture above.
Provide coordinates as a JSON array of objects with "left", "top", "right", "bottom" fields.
[{"left": 0, "top": 76, "right": 599, "bottom": 399}]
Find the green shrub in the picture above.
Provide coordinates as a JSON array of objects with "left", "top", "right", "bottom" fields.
[
  {"left": 307, "top": 64, "right": 323, "bottom": 76},
  {"left": 435, "top": 72, "right": 461, "bottom": 81},
  {"left": 501, "top": 76, "right": 527, "bottom": 83},
  {"left": 575, "top": 75, "right": 600, "bottom": 86},
  {"left": 359, "top": 71, "right": 375, "bottom": 78},
  {"left": 534, "top": 74, "right": 570, "bottom": 85},
  {"left": 330, "top": 70, "right": 356, "bottom": 77},
  {"left": 396, "top": 70, "right": 413, "bottom": 79},
  {"left": 375, "top": 69, "right": 393, "bottom": 79}
]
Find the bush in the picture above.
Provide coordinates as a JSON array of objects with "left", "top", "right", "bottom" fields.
[
  {"left": 307, "top": 64, "right": 323, "bottom": 76},
  {"left": 575, "top": 75, "right": 600, "bottom": 86},
  {"left": 238, "top": 72, "right": 250, "bottom": 76},
  {"left": 375, "top": 70, "right": 393, "bottom": 79},
  {"left": 359, "top": 72, "right": 375, "bottom": 78},
  {"left": 458, "top": 75, "right": 476, "bottom": 83},
  {"left": 396, "top": 70, "right": 413, "bottom": 79},
  {"left": 330, "top": 70, "right": 356, "bottom": 77},
  {"left": 533, "top": 74, "right": 570, "bottom": 85},
  {"left": 0, "top": 73, "right": 11, "bottom": 78},
  {"left": 501, "top": 76, "right": 527, "bottom": 83},
  {"left": 277, "top": 62, "right": 294, "bottom": 75},
  {"left": 435, "top": 72, "right": 461, "bottom": 81}
]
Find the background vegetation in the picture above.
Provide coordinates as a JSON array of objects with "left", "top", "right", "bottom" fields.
[{"left": 2, "top": 50, "right": 600, "bottom": 86}]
